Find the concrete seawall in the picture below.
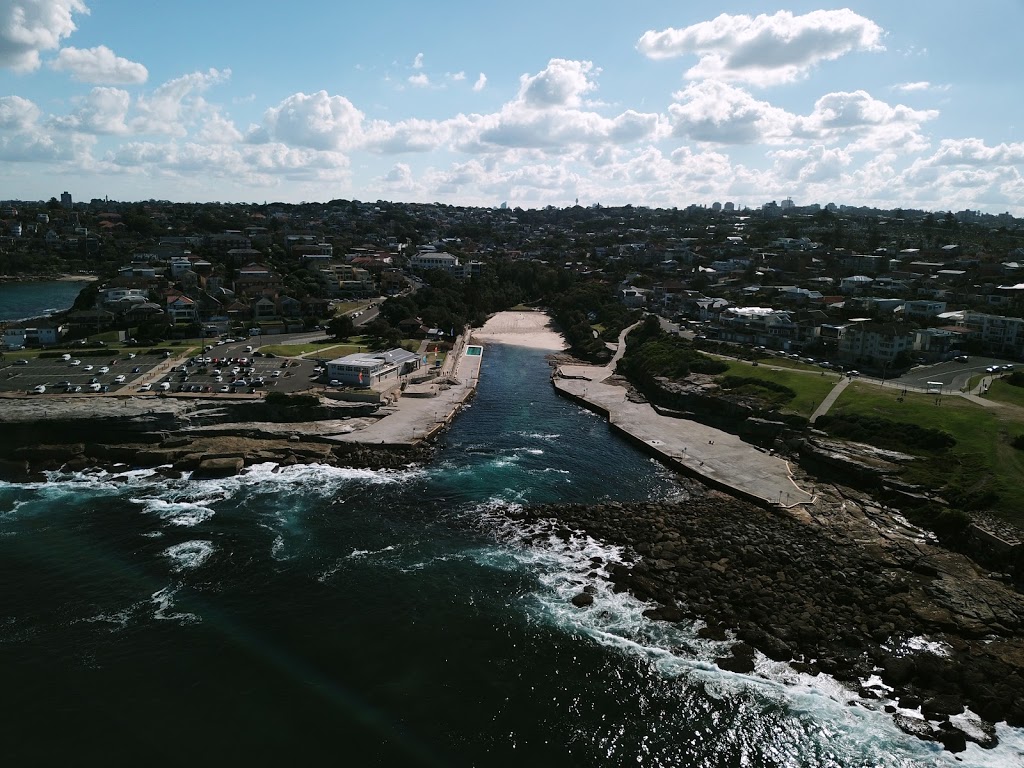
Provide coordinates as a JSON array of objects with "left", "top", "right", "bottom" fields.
[{"left": 551, "top": 368, "right": 813, "bottom": 510}]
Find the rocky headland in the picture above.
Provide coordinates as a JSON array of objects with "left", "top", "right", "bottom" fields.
[{"left": 511, "top": 487, "right": 1024, "bottom": 753}]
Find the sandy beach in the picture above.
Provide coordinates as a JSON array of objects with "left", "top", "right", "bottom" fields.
[{"left": 472, "top": 310, "right": 567, "bottom": 350}]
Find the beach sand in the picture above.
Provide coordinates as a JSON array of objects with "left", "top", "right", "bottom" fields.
[{"left": 472, "top": 310, "right": 567, "bottom": 350}]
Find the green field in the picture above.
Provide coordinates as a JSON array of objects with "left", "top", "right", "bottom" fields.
[
  {"left": 716, "top": 360, "right": 841, "bottom": 417},
  {"left": 986, "top": 378, "right": 1024, "bottom": 409},
  {"left": 258, "top": 336, "right": 420, "bottom": 359},
  {"left": 829, "top": 382, "right": 1024, "bottom": 524}
]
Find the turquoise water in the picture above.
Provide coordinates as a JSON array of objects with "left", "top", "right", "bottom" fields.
[
  {"left": 0, "top": 279, "right": 90, "bottom": 322},
  {"left": 0, "top": 343, "right": 1020, "bottom": 766}
]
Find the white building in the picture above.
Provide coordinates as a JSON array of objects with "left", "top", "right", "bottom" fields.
[
  {"left": 410, "top": 251, "right": 459, "bottom": 273},
  {"left": 326, "top": 348, "right": 422, "bottom": 389}
]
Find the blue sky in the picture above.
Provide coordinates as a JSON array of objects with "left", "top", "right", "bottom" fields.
[{"left": 2, "top": 0, "right": 1022, "bottom": 214}]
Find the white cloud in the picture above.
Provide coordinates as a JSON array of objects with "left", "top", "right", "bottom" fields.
[
  {"left": 50, "top": 44, "right": 147, "bottom": 84},
  {"left": 769, "top": 145, "right": 852, "bottom": 183},
  {"left": 50, "top": 86, "right": 130, "bottom": 133},
  {"left": 0, "top": 0, "right": 86, "bottom": 72},
  {"left": 472, "top": 72, "right": 486, "bottom": 92},
  {"left": 255, "top": 90, "right": 364, "bottom": 151},
  {"left": 194, "top": 112, "right": 243, "bottom": 144},
  {"left": 922, "top": 138, "right": 1024, "bottom": 167},
  {"left": 449, "top": 71, "right": 465, "bottom": 82},
  {"left": 637, "top": 10, "right": 884, "bottom": 86},
  {"left": 131, "top": 68, "right": 230, "bottom": 136},
  {"left": 892, "top": 81, "right": 951, "bottom": 94},
  {"left": 517, "top": 58, "right": 599, "bottom": 108},
  {"left": 0, "top": 94, "right": 41, "bottom": 129},
  {"left": 799, "top": 90, "right": 937, "bottom": 134},
  {"left": 668, "top": 80, "right": 794, "bottom": 144},
  {"left": 408, "top": 72, "right": 430, "bottom": 88},
  {"left": 412, "top": 52, "right": 424, "bottom": 69},
  {"left": 0, "top": 129, "right": 76, "bottom": 161}
]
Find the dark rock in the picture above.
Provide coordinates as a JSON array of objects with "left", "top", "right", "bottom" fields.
[
  {"left": 934, "top": 722, "right": 968, "bottom": 753},
  {"left": 697, "top": 625, "right": 728, "bottom": 641},
  {"left": 922, "top": 695, "right": 965, "bottom": 719},
  {"left": 571, "top": 593, "right": 594, "bottom": 608},
  {"left": 715, "top": 655, "right": 755, "bottom": 674},
  {"left": 192, "top": 456, "right": 244, "bottom": 479}
]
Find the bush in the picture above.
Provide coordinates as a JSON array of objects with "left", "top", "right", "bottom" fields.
[{"left": 1011, "top": 434, "right": 1024, "bottom": 450}]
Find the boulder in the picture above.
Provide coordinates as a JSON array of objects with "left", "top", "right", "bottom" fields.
[
  {"left": 571, "top": 592, "right": 594, "bottom": 608},
  {"left": 193, "top": 456, "right": 244, "bottom": 479},
  {"left": 716, "top": 655, "right": 755, "bottom": 674}
]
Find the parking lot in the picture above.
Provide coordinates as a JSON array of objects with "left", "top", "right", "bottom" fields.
[{"left": 0, "top": 338, "right": 324, "bottom": 397}]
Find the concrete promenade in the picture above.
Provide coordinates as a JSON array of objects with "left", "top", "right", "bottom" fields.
[{"left": 553, "top": 325, "right": 814, "bottom": 509}]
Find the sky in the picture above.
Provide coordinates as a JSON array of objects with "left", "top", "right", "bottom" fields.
[{"left": 1, "top": 0, "right": 1023, "bottom": 214}]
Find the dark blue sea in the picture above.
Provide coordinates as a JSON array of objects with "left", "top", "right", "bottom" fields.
[
  {"left": 1, "top": 344, "right": 1020, "bottom": 766},
  {"left": 0, "top": 279, "right": 90, "bottom": 322}
]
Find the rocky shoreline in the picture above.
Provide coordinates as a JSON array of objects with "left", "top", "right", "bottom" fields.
[
  {"left": 0, "top": 395, "right": 433, "bottom": 482},
  {"left": 511, "top": 489, "right": 1024, "bottom": 753}
]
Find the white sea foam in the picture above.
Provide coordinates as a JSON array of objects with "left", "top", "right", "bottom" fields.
[
  {"left": 163, "top": 540, "right": 215, "bottom": 571},
  {"left": 133, "top": 497, "right": 215, "bottom": 527},
  {"left": 150, "top": 585, "right": 199, "bottom": 624},
  {"left": 347, "top": 544, "right": 398, "bottom": 560}
]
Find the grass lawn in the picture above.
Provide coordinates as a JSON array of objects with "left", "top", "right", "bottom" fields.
[
  {"left": 258, "top": 339, "right": 366, "bottom": 357},
  {"left": 715, "top": 360, "right": 840, "bottom": 417},
  {"left": 829, "top": 382, "right": 1024, "bottom": 524},
  {"left": 259, "top": 336, "right": 420, "bottom": 359},
  {"left": 331, "top": 302, "right": 364, "bottom": 316},
  {"left": 986, "top": 378, "right": 1024, "bottom": 409}
]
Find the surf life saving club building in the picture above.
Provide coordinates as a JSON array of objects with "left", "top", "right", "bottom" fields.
[{"left": 326, "top": 348, "right": 423, "bottom": 388}]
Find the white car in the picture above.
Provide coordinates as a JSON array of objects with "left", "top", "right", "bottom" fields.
[
  {"left": 69, "top": 359, "right": 81, "bottom": 366},
  {"left": 219, "top": 385, "right": 230, "bottom": 393},
  {"left": 88, "top": 383, "right": 102, "bottom": 392},
  {"left": 98, "top": 366, "right": 110, "bottom": 374},
  {"left": 271, "top": 370, "right": 282, "bottom": 378},
  {"left": 32, "top": 384, "right": 46, "bottom": 394},
  {"left": 83, "top": 364, "right": 94, "bottom": 371},
  {"left": 113, "top": 374, "right": 126, "bottom": 384},
  {"left": 138, "top": 382, "right": 153, "bottom": 392}
]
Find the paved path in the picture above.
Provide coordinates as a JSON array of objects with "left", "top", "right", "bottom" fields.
[
  {"left": 554, "top": 324, "right": 813, "bottom": 509},
  {"left": 809, "top": 377, "right": 851, "bottom": 423}
]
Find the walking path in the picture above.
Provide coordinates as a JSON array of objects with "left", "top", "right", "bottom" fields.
[
  {"left": 809, "top": 377, "right": 851, "bottom": 423},
  {"left": 553, "top": 324, "right": 813, "bottom": 509}
]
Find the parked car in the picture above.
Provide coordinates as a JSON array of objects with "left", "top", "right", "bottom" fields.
[
  {"left": 114, "top": 374, "right": 126, "bottom": 383},
  {"left": 15, "top": 359, "right": 30, "bottom": 365},
  {"left": 138, "top": 383, "right": 153, "bottom": 392},
  {"left": 69, "top": 359, "right": 81, "bottom": 366},
  {"left": 32, "top": 384, "right": 46, "bottom": 393}
]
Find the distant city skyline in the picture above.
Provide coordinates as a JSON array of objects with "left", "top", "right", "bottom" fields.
[{"left": 1, "top": 1, "right": 1022, "bottom": 215}]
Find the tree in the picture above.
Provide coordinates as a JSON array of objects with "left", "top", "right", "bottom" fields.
[{"left": 326, "top": 314, "right": 355, "bottom": 339}]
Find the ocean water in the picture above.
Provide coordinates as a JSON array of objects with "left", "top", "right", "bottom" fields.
[
  {"left": 1, "top": 343, "right": 1022, "bottom": 766},
  {"left": 0, "top": 279, "right": 90, "bottom": 322}
]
